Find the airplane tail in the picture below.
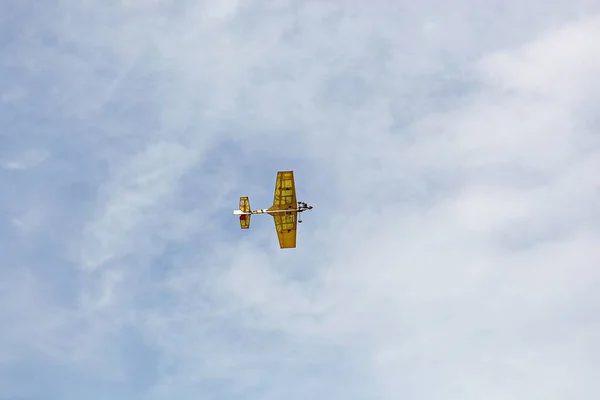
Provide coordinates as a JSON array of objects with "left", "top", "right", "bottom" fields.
[{"left": 234, "top": 196, "right": 251, "bottom": 229}]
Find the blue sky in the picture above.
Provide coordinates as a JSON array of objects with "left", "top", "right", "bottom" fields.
[{"left": 1, "top": 0, "right": 600, "bottom": 399}]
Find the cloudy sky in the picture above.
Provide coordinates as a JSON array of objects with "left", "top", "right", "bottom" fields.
[{"left": 1, "top": 0, "right": 600, "bottom": 399}]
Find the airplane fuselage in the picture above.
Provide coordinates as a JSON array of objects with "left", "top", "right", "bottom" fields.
[{"left": 233, "top": 205, "right": 312, "bottom": 215}]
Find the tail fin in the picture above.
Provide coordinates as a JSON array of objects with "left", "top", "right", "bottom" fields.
[
  {"left": 239, "top": 213, "right": 250, "bottom": 229},
  {"left": 238, "top": 196, "right": 251, "bottom": 229}
]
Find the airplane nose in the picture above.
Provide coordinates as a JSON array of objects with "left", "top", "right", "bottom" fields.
[{"left": 308, "top": 205, "right": 313, "bottom": 209}]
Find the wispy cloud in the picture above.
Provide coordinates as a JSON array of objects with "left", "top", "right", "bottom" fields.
[{"left": 1, "top": 1, "right": 599, "bottom": 399}]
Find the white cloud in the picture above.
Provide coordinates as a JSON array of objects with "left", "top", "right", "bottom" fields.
[
  {"left": 1, "top": 148, "right": 48, "bottom": 170},
  {"left": 1, "top": 1, "right": 599, "bottom": 399},
  {"left": 81, "top": 141, "right": 200, "bottom": 271}
]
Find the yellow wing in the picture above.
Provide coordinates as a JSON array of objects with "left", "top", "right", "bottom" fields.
[
  {"left": 272, "top": 212, "right": 297, "bottom": 249},
  {"left": 268, "top": 170, "right": 296, "bottom": 210},
  {"left": 267, "top": 171, "right": 297, "bottom": 249}
]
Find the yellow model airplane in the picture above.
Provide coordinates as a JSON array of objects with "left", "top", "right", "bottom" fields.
[{"left": 233, "top": 170, "right": 313, "bottom": 249}]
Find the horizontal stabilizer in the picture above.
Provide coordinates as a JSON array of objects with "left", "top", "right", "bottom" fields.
[
  {"left": 238, "top": 196, "right": 251, "bottom": 229},
  {"left": 239, "top": 213, "right": 250, "bottom": 229},
  {"left": 239, "top": 196, "right": 251, "bottom": 213}
]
